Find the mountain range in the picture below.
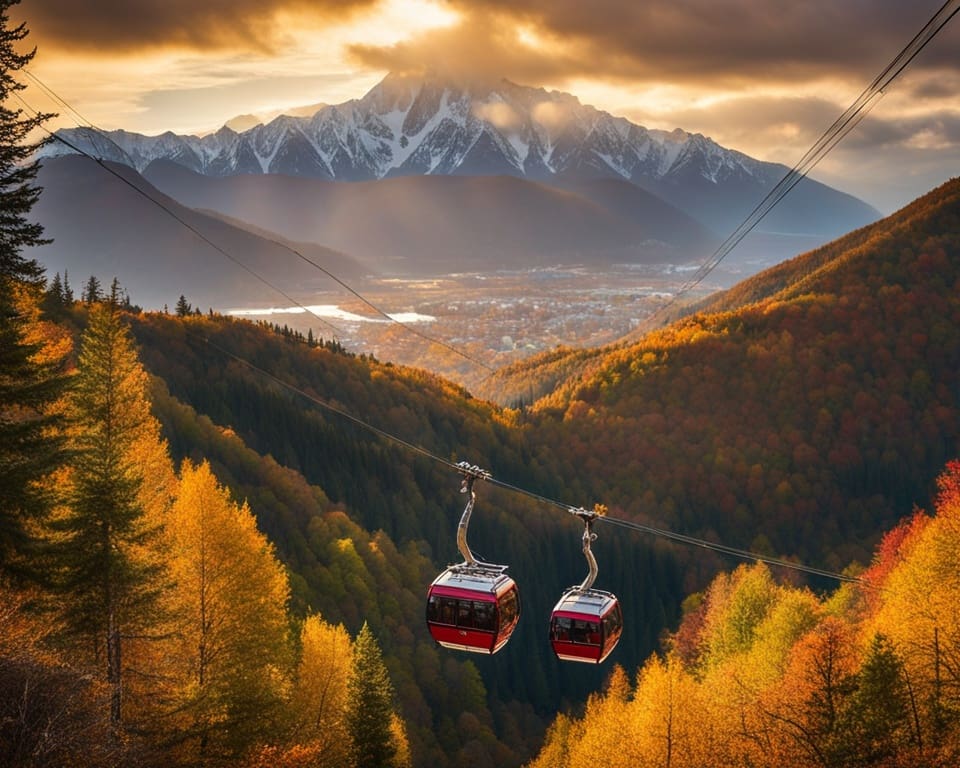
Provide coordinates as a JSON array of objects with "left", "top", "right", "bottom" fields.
[
  {"left": 30, "top": 155, "right": 365, "bottom": 310},
  {"left": 34, "top": 71, "right": 881, "bottom": 308}
]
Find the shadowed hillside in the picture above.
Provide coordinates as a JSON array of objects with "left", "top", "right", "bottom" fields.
[
  {"left": 17, "top": 177, "right": 957, "bottom": 767},
  {"left": 115, "top": 177, "right": 960, "bottom": 763},
  {"left": 124, "top": 310, "right": 683, "bottom": 765},
  {"left": 31, "top": 156, "right": 367, "bottom": 310},
  {"left": 517, "top": 177, "right": 960, "bottom": 583}
]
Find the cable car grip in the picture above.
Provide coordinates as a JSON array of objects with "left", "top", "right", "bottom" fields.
[
  {"left": 454, "top": 461, "right": 491, "bottom": 566},
  {"left": 568, "top": 507, "right": 599, "bottom": 594}
]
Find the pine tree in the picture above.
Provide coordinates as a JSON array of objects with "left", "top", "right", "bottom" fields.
[
  {"left": 346, "top": 622, "right": 398, "bottom": 768},
  {"left": 41, "top": 270, "right": 64, "bottom": 313},
  {"left": 0, "top": 0, "right": 51, "bottom": 286},
  {"left": 82, "top": 275, "right": 102, "bottom": 305},
  {"left": 47, "top": 297, "right": 167, "bottom": 730},
  {"left": 175, "top": 294, "right": 191, "bottom": 316},
  {"left": 0, "top": 0, "right": 64, "bottom": 576},
  {"left": 847, "top": 633, "right": 914, "bottom": 763},
  {"left": 62, "top": 269, "right": 73, "bottom": 303}
]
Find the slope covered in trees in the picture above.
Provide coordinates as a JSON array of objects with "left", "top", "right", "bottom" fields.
[
  {"left": 527, "top": 459, "right": 960, "bottom": 768},
  {"left": 1, "top": 296, "right": 421, "bottom": 767},
  {"left": 9, "top": 180, "right": 960, "bottom": 766},
  {"left": 521, "top": 177, "right": 960, "bottom": 579},
  {"left": 44, "top": 176, "right": 957, "bottom": 765},
  {"left": 127, "top": 309, "right": 684, "bottom": 760}
]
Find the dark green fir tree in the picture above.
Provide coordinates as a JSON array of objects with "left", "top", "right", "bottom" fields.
[
  {"left": 46, "top": 289, "right": 166, "bottom": 730},
  {"left": 0, "top": 0, "right": 64, "bottom": 576},
  {"left": 346, "top": 622, "right": 398, "bottom": 768}
]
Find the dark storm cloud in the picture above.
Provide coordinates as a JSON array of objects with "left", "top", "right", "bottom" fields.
[
  {"left": 348, "top": 0, "right": 960, "bottom": 87},
  {"left": 22, "top": 0, "right": 960, "bottom": 82},
  {"left": 21, "top": 0, "right": 380, "bottom": 51}
]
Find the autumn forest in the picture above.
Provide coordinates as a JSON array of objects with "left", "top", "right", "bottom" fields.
[{"left": 5, "top": 0, "right": 960, "bottom": 765}]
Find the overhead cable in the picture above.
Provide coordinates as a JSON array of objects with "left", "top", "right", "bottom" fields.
[
  {"left": 18, "top": 73, "right": 495, "bottom": 373},
  {"left": 650, "top": 0, "right": 960, "bottom": 323},
  {"left": 193, "top": 328, "right": 862, "bottom": 585}
]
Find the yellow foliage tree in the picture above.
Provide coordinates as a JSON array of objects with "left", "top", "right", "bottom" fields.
[
  {"left": 564, "top": 666, "right": 634, "bottom": 768},
  {"left": 162, "top": 459, "right": 291, "bottom": 762},
  {"left": 869, "top": 460, "right": 960, "bottom": 753},
  {"left": 287, "top": 613, "right": 354, "bottom": 766}
]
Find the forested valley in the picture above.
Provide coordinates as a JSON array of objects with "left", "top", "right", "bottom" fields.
[
  {"left": 527, "top": 462, "right": 960, "bottom": 768},
  {"left": 5, "top": 3, "right": 960, "bottom": 761}
]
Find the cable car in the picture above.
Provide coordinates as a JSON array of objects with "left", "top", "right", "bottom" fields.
[
  {"left": 426, "top": 565, "right": 520, "bottom": 654},
  {"left": 549, "top": 587, "right": 622, "bottom": 664},
  {"left": 426, "top": 463, "right": 521, "bottom": 655},
  {"left": 549, "top": 509, "right": 623, "bottom": 664}
]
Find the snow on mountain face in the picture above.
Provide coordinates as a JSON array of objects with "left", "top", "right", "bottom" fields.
[{"left": 40, "top": 71, "right": 771, "bottom": 190}]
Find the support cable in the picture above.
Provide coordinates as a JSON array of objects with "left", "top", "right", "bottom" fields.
[
  {"left": 189, "top": 328, "right": 862, "bottom": 585},
  {"left": 646, "top": 0, "right": 960, "bottom": 325},
  {"left": 17, "top": 73, "right": 496, "bottom": 372}
]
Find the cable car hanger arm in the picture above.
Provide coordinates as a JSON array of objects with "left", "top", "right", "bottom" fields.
[{"left": 456, "top": 461, "right": 492, "bottom": 566}]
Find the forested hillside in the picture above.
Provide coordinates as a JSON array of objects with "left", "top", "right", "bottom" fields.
[
  {"left": 3, "top": 289, "right": 428, "bottom": 767},
  {"left": 516, "top": 177, "right": 960, "bottom": 583},
  {"left": 9, "top": 177, "right": 960, "bottom": 766},
  {"left": 105, "top": 175, "right": 960, "bottom": 763},
  {"left": 527, "top": 460, "right": 960, "bottom": 768},
  {"left": 124, "top": 309, "right": 684, "bottom": 761}
]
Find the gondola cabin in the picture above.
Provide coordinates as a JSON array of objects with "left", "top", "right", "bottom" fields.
[
  {"left": 549, "top": 588, "right": 623, "bottom": 664},
  {"left": 426, "top": 565, "right": 520, "bottom": 655}
]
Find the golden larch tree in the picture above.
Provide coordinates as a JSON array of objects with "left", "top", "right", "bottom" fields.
[{"left": 163, "top": 459, "right": 290, "bottom": 762}]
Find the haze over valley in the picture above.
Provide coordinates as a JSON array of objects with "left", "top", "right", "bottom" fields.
[{"left": 32, "top": 71, "right": 877, "bottom": 382}]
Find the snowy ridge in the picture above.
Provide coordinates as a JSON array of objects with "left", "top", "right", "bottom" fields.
[{"left": 40, "top": 71, "right": 772, "bottom": 189}]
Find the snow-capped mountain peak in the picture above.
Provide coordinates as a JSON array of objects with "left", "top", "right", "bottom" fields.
[{"left": 40, "top": 70, "right": 769, "bottom": 189}]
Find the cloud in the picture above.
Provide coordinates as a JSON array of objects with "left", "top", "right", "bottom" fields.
[
  {"left": 346, "top": 9, "right": 580, "bottom": 85},
  {"left": 21, "top": 0, "right": 381, "bottom": 52},
  {"left": 23, "top": 0, "right": 960, "bottom": 89},
  {"left": 348, "top": 0, "right": 960, "bottom": 88}
]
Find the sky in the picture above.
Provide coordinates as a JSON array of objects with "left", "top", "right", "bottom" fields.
[{"left": 12, "top": 0, "right": 960, "bottom": 213}]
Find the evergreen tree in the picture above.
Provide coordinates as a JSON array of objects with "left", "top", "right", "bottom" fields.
[
  {"left": 62, "top": 269, "right": 73, "bottom": 303},
  {"left": 82, "top": 274, "right": 102, "bottom": 305},
  {"left": 108, "top": 277, "right": 121, "bottom": 304},
  {"left": 42, "top": 270, "right": 64, "bottom": 313},
  {"left": 0, "top": 0, "right": 50, "bottom": 287},
  {"left": 847, "top": 633, "right": 914, "bottom": 763},
  {"left": 175, "top": 294, "right": 191, "bottom": 316},
  {"left": 346, "top": 622, "right": 398, "bottom": 768},
  {"left": 0, "top": 0, "right": 64, "bottom": 576},
  {"left": 47, "top": 298, "right": 166, "bottom": 730}
]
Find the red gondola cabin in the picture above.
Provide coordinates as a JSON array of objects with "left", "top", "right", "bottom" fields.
[
  {"left": 549, "top": 588, "right": 622, "bottom": 664},
  {"left": 426, "top": 565, "right": 521, "bottom": 655}
]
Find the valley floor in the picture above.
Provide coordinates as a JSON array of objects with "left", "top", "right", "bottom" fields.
[{"left": 227, "top": 263, "right": 744, "bottom": 390}]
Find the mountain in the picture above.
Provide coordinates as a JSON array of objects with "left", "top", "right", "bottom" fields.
[
  {"left": 40, "top": 71, "right": 879, "bottom": 242},
  {"left": 30, "top": 155, "right": 367, "bottom": 310},
  {"left": 140, "top": 158, "right": 713, "bottom": 274},
  {"left": 493, "top": 177, "right": 960, "bottom": 573}
]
